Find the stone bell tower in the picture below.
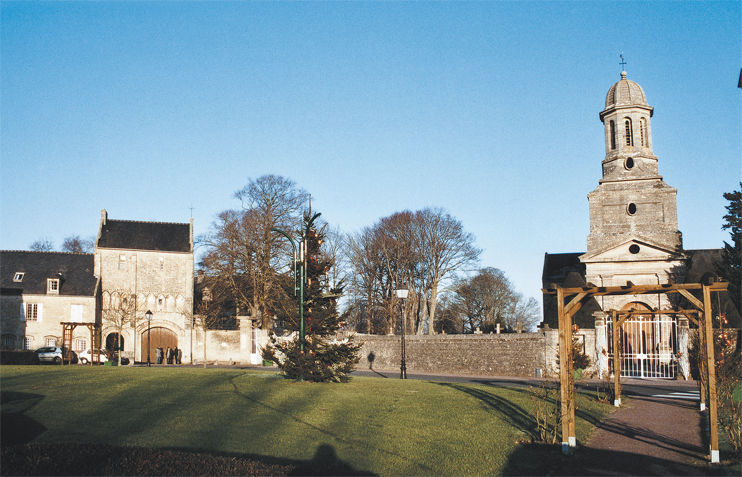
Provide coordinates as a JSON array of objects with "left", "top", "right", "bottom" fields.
[{"left": 580, "top": 71, "right": 686, "bottom": 311}]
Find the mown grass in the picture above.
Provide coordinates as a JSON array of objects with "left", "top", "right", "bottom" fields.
[{"left": 1, "top": 366, "right": 612, "bottom": 476}]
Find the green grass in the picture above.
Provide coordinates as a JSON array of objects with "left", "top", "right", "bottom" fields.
[{"left": 1, "top": 366, "right": 612, "bottom": 476}]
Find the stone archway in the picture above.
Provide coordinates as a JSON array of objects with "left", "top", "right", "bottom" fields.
[{"left": 141, "top": 327, "right": 178, "bottom": 364}]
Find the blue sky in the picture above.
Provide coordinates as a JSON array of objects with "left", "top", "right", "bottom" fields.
[{"left": 2, "top": 1, "right": 740, "bottom": 308}]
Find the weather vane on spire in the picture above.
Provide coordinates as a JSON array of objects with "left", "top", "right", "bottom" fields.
[{"left": 619, "top": 53, "right": 627, "bottom": 71}]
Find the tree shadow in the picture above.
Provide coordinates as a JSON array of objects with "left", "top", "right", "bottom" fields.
[
  {"left": 433, "top": 382, "right": 538, "bottom": 439},
  {"left": 1, "top": 391, "right": 47, "bottom": 448}
]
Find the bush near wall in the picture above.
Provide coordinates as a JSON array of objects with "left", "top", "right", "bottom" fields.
[{"left": 0, "top": 350, "right": 40, "bottom": 365}]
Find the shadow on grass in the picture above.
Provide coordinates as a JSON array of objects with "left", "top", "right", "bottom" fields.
[
  {"left": 433, "top": 382, "right": 538, "bottom": 439},
  {"left": 0, "top": 441, "right": 377, "bottom": 476},
  {"left": 501, "top": 443, "right": 735, "bottom": 476},
  {"left": 1, "top": 391, "right": 47, "bottom": 448}
]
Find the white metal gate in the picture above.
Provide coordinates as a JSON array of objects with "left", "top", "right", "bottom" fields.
[{"left": 608, "top": 314, "right": 678, "bottom": 379}]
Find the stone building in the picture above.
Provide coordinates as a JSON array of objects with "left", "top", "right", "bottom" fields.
[
  {"left": 0, "top": 251, "right": 99, "bottom": 354},
  {"left": 542, "top": 71, "right": 738, "bottom": 378},
  {"left": 94, "top": 209, "right": 195, "bottom": 363}
]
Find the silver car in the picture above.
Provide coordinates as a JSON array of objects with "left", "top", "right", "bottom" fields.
[{"left": 34, "top": 346, "right": 77, "bottom": 364}]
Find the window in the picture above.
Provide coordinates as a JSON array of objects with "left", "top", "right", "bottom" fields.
[
  {"left": 639, "top": 118, "right": 647, "bottom": 147},
  {"left": 13, "top": 272, "right": 24, "bottom": 282},
  {"left": 160, "top": 258, "right": 164, "bottom": 270},
  {"left": 609, "top": 121, "right": 616, "bottom": 150},
  {"left": 119, "top": 254, "right": 127, "bottom": 270},
  {"left": 624, "top": 118, "right": 633, "bottom": 146},
  {"left": 3, "top": 335, "right": 15, "bottom": 349},
  {"left": 26, "top": 304, "right": 38, "bottom": 321},
  {"left": 627, "top": 203, "right": 637, "bottom": 215},
  {"left": 23, "top": 337, "right": 34, "bottom": 350},
  {"left": 629, "top": 244, "right": 641, "bottom": 254},
  {"left": 48, "top": 278, "right": 59, "bottom": 294},
  {"left": 75, "top": 339, "right": 87, "bottom": 352},
  {"left": 71, "top": 304, "right": 83, "bottom": 323},
  {"left": 46, "top": 338, "right": 57, "bottom": 347}
]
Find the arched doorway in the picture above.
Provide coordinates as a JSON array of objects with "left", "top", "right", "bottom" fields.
[
  {"left": 610, "top": 302, "right": 677, "bottom": 378},
  {"left": 141, "top": 327, "right": 178, "bottom": 364},
  {"left": 106, "top": 333, "right": 124, "bottom": 354}
]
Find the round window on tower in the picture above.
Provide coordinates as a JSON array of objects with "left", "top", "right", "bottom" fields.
[
  {"left": 625, "top": 157, "right": 634, "bottom": 169},
  {"left": 629, "top": 244, "right": 640, "bottom": 254},
  {"left": 627, "top": 203, "right": 637, "bottom": 215}
]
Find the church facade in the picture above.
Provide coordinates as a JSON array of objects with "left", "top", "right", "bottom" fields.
[{"left": 542, "top": 71, "right": 738, "bottom": 378}]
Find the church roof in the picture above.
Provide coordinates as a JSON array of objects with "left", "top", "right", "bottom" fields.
[
  {"left": 605, "top": 71, "right": 648, "bottom": 108},
  {"left": 97, "top": 219, "right": 191, "bottom": 253},
  {"left": 0, "top": 251, "right": 98, "bottom": 296}
]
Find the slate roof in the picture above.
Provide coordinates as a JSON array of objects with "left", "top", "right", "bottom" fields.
[
  {"left": 0, "top": 251, "right": 98, "bottom": 297},
  {"left": 97, "top": 219, "right": 191, "bottom": 253}
]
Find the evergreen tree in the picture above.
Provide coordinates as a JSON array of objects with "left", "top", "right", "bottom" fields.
[
  {"left": 717, "top": 183, "right": 741, "bottom": 314},
  {"left": 262, "top": 212, "right": 361, "bottom": 382}
]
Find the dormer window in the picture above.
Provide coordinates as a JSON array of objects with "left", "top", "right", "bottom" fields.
[
  {"left": 47, "top": 278, "right": 60, "bottom": 294},
  {"left": 13, "top": 272, "right": 24, "bottom": 282}
]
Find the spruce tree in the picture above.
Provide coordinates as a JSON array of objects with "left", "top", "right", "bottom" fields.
[
  {"left": 262, "top": 212, "right": 361, "bottom": 382},
  {"left": 717, "top": 183, "right": 741, "bottom": 315}
]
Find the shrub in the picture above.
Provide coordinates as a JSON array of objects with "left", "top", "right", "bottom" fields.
[{"left": 0, "top": 350, "right": 40, "bottom": 365}]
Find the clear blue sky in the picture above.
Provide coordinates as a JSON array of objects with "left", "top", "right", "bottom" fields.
[{"left": 2, "top": 1, "right": 740, "bottom": 308}]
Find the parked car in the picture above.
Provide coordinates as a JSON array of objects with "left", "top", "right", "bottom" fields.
[
  {"left": 78, "top": 349, "right": 109, "bottom": 365},
  {"left": 34, "top": 347, "right": 78, "bottom": 365}
]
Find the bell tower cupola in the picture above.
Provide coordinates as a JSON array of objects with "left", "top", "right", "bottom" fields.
[{"left": 599, "top": 71, "right": 659, "bottom": 183}]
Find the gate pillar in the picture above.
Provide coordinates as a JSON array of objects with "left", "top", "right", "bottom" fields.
[
  {"left": 677, "top": 316, "right": 690, "bottom": 380},
  {"left": 593, "top": 311, "right": 609, "bottom": 379}
]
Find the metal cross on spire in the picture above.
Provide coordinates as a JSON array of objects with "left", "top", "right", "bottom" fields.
[{"left": 619, "top": 53, "right": 627, "bottom": 71}]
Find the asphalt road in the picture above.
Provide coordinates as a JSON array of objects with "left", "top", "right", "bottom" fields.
[{"left": 350, "top": 367, "right": 701, "bottom": 400}]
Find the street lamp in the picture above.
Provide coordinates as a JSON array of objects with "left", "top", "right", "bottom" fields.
[
  {"left": 145, "top": 310, "right": 152, "bottom": 367},
  {"left": 396, "top": 287, "right": 409, "bottom": 379}
]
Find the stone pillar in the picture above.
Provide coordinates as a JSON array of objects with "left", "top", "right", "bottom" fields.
[
  {"left": 594, "top": 311, "right": 609, "bottom": 379},
  {"left": 677, "top": 316, "right": 690, "bottom": 380}
]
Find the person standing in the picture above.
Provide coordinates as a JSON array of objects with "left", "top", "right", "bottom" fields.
[
  {"left": 166, "top": 347, "right": 173, "bottom": 364},
  {"left": 156, "top": 347, "right": 163, "bottom": 365}
]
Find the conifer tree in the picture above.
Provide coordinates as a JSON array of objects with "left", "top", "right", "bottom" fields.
[
  {"left": 717, "top": 183, "right": 741, "bottom": 315},
  {"left": 262, "top": 212, "right": 361, "bottom": 382}
]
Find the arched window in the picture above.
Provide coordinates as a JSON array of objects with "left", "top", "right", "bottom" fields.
[
  {"left": 610, "top": 121, "right": 616, "bottom": 150},
  {"left": 624, "top": 118, "right": 633, "bottom": 146},
  {"left": 639, "top": 118, "right": 647, "bottom": 147}
]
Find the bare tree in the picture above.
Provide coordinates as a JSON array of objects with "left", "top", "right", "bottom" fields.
[
  {"left": 200, "top": 175, "right": 308, "bottom": 330},
  {"left": 61, "top": 235, "right": 94, "bottom": 253},
  {"left": 30, "top": 238, "right": 54, "bottom": 251},
  {"left": 102, "top": 292, "right": 137, "bottom": 365},
  {"left": 344, "top": 208, "right": 480, "bottom": 335},
  {"left": 438, "top": 268, "right": 541, "bottom": 333}
]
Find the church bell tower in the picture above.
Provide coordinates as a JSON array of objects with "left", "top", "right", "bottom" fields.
[{"left": 580, "top": 71, "right": 685, "bottom": 310}]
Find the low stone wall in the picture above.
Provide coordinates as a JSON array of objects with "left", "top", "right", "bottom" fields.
[{"left": 354, "top": 332, "right": 549, "bottom": 377}]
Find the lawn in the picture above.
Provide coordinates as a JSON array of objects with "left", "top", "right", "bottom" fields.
[{"left": 0, "top": 366, "right": 612, "bottom": 476}]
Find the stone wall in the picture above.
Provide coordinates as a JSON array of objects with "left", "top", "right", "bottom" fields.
[{"left": 355, "top": 332, "right": 550, "bottom": 377}]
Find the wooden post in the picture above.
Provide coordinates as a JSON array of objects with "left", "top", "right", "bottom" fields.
[
  {"left": 703, "top": 282, "right": 720, "bottom": 463},
  {"left": 612, "top": 311, "right": 622, "bottom": 406},
  {"left": 557, "top": 287, "right": 571, "bottom": 453}
]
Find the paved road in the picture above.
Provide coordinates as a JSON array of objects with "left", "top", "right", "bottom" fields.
[{"left": 351, "top": 367, "right": 701, "bottom": 399}]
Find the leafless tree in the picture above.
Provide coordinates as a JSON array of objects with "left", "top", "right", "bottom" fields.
[
  {"left": 61, "top": 235, "right": 94, "bottom": 253},
  {"left": 439, "top": 267, "right": 541, "bottom": 333},
  {"left": 30, "top": 238, "right": 54, "bottom": 251},
  {"left": 344, "top": 208, "right": 480, "bottom": 335},
  {"left": 200, "top": 175, "right": 308, "bottom": 330},
  {"left": 102, "top": 292, "right": 138, "bottom": 365}
]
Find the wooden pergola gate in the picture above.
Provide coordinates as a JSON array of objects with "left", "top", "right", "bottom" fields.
[{"left": 543, "top": 277, "right": 728, "bottom": 463}]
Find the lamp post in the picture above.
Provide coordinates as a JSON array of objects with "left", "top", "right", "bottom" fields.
[
  {"left": 396, "top": 287, "right": 408, "bottom": 379},
  {"left": 145, "top": 310, "right": 152, "bottom": 367}
]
